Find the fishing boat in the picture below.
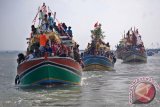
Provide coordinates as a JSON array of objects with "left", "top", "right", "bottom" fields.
[
  {"left": 122, "top": 49, "right": 147, "bottom": 63},
  {"left": 116, "top": 28, "right": 147, "bottom": 63},
  {"left": 82, "top": 22, "right": 116, "bottom": 71},
  {"left": 15, "top": 3, "right": 82, "bottom": 86}
]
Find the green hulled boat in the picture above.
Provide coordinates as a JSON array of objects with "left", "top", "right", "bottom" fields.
[
  {"left": 16, "top": 57, "right": 82, "bottom": 86},
  {"left": 15, "top": 3, "right": 82, "bottom": 86}
]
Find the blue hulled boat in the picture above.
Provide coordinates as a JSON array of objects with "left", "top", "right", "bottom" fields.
[
  {"left": 82, "top": 22, "right": 116, "bottom": 71},
  {"left": 82, "top": 55, "right": 115, "bottom": 71}
]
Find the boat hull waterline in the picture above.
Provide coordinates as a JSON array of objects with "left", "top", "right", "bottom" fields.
[
  {"left": 82, "top": 55, "right": 114, "bottom": 71},
  {"left": 17, "top": 57, "right": 82, "bottom": 86},
  {"left": 122, "top": 52, "right": 147, "bottom": 63}
]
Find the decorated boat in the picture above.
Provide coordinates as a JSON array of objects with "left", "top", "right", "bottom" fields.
[
  {"left": 15, "top": 3, "right": 82, "bottom": 86},
  {"left": 116, "top": 28, "right": 147, "bottom": 63},
  {"left": 82, "top": 22, "right": 116, "bottom": 71}
]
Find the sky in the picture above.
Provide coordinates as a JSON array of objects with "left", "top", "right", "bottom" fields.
[{"left": 0, "top": 0, "right": 160, "bottom": 51}]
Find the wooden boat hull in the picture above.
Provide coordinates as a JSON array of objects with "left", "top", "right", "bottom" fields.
[
  {"left": 122, "top": 51, "right": 147, "bottom": 63},
  {"left": 82, "top": 55, "right": 114, "bottom": 71},
  {"left": 16, "top": 57, "right": 82, "bottom": 86}
]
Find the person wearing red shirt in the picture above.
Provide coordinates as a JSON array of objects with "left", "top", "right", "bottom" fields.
[{"left": 39, "top": 31, "right": 47, "bottom": 56}]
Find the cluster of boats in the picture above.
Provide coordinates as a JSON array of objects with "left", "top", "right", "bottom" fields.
[{"left": 15, "top": 4, "right": 147, "bottom": 87}]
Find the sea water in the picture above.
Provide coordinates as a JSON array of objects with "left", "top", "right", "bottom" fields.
[{"left": 0, "top": 51, "right": 160, "bottom": 107}]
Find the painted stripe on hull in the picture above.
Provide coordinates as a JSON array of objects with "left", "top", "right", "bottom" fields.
[
  {"left": 83, "top": 64, "right": 113, "bottom": 71},
  {"left": 20, "top": 64, "right": 81, "bottom": 86},
  {"left": 123, "top": 54, "right": 147, "bottom": 63},
  {"left": 19, "top": 61, "right": 82, "bottom": 79},
  {"left": 18, "top": 57, "right": 82, "bottom": 75},
  {"left": 83, "top": 55, "right": 114, "bottom": 71}
]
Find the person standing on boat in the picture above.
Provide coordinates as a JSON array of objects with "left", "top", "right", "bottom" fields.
[
  {"left": 135, "top": 29, "right": 143, "bottom": 46},
  {"left": 39, "top": 31, "right": 47, "bottom": 56},
  {"left": 67, "top": 26, "right": 73, "bottom": 38},
  {"left": 41, "top": 3, "right": 47, "bottom": 15},
  {"left": 48, "top": 12, "right": 54, "bottom": 32},
  {"left": 58, "top": 23, "right": 65, "bottom": 36},
  {"left": 53, "top": 22, "right": 59, "bottom": 33},
  {"left": 132, "top": 31, "right": 137, "bottom": 46},
  {"left": 39, "top": 10, "right": 44, "bottom": 27},
  {"left": 62, "top": 23, "right": 67, "bottom": 32},
  {"left": 41, "top": 14, "right": 49, "bottom": 32},
  {"left": 31, "top": 25, "right": 37, "bottom": 38}
]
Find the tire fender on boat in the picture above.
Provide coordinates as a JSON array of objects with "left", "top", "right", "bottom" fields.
[{"left": 15, "top": 75, "right": 20, "bottom": 85}]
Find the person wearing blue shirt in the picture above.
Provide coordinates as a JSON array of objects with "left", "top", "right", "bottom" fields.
[
  {"left": 67, "top": 26, "right": 72, "bottom": 38},
  {"left": 45, "top": 44, "right": 52, "bottom": 56},
  {"left": 48, "top": 12, "right": 54, "bottom": 31}
]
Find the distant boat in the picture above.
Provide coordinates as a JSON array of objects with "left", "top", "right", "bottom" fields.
[
  {"left": 116, "top": 28, "right": 147, "bottom": 63},
  {"left": 146, "top": 48, "right": 160, "bottom": 56},
  {"left": 146, "top": 50, "right": 154, "bottom": 56},
  {"left": 122, "top": 49, "right": 147, "bottom": 63},
  {"left": 82, "top": 22, "right": 116, "bottom": 71},
  {"left": 15, "top": 3, "right": 82, "bottom": 86}
]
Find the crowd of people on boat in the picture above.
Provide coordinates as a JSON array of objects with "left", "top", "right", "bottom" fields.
[
  {"left": 116, "top": 27, "right": 145, "bottom": 53},
  {"left": 17, "top": 38, "right": 81, "bottom": 64},
  {"left": 31, "top": 3, "right": 73, "bottom": 38},
  {"left": 82, "top": 39, "right": 116, "bottom": 63},
  {"left": 81, "top": 23, "right": 116, "bottom": 63},
  {"left": 17, "top": 3, "right": 82, "bottom": 65},
  {"left": 81, "top": 22, "right": 116, "bottom": 63}
]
